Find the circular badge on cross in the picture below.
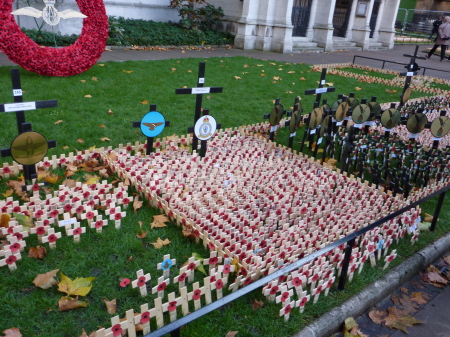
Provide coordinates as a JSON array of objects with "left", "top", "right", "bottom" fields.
[
  {"left": 11, "top": 131, "right": 48, "bottom": 166},
  {"left": 140, "top": 111, "right": 166, "bottom": 138},
  {"left": 195, "top": 115, "right": 217, "bottom": 141}
]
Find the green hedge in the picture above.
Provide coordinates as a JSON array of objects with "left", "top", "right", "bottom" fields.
[{"left": 21, "top": 16, "right": 235, "bottom": 47}]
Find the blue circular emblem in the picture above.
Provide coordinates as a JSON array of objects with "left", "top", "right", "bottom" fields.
[
  {"left": 140, "top": 111, "right": 166, "bottom": 138},
  {"left": 161, "top": 259, "right": 173, "bottom": 270}
]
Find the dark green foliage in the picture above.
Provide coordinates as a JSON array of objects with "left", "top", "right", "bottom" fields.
[{"left": 21, "top": 28, "right": 79, "bottom": 47}]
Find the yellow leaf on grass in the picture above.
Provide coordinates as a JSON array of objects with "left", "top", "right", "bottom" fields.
[
  {"left": 355, "top": 87, "right": 362, "bottom": 91},
  {"left": 233, "top": 76, "right": 241, "bottom": 80},
  {"left": 260, "top": 73, "right": 266, "bottom": 77},
  {"left": 2, "top": 189, "right": 13, "bottom": 198},
  {"left": 251, "top": 299, "right": 264, "bottom": 310},
  {"left": 54, "top": 120, "right": 64, "bottom": 125},
  {"left": 58, "top": 296, "right": 89, "bottom": 311},
  {"left": 224, "top": 332, "right": 238, "bottom": 337},
  {"left": 28, "top": 246, "right": 47, "bottom": 260},
  {"left": 44, "top": 174, "right": 60, "bottom": 184},
  {"left": 1, "top": 327, "right": 22, "bottom": 337},
  {"left": 287, "top": 71, "right": 295, "bottom": 74},
  {"left": 84, "top": 175, "right": 100, "bottom": 185},
  {"left": 62, "top": 146, "right": 69, "bottom": 150},
  {"left": 107, "top": 109, "right": 114, "bottom": 115},
  {"left": 98, "top": 64, "right": 105, "bottom": 66},
  {"left": 98, "top": 124, "right": 106, "bottom": 128},
  {"left": 133, "top": 197, "right": 143, "bottom": 213},
  {"left": 76, "top": 139, "right": 85, "bottom": 143},
  {"left": 300, "top": 77, "right": 306, "bottom": 81},
  {"left": 101, "top": 137, "right": 111, "bottom": 142},
  {"left": 58, "top": 272, "right": 95, "bottom": 297},
  {"left": 140, "top": 100, "right": 149, "bottom": 105},
  {"left": 91, "top": 77, "right": 98, "bottom": 81},
  {"left": 103, "top": 298, "right": 117, "bottom": 314},
  {"left": 151, "top": 237, "right": 171, "bottom": 249},
  {"left": 151, "top": 214, "right": 169, "bottom": 228},
  {"left": 136, "top": 231, "right": 148, "bottom": 239},
  {"left": 33, "top": 269, "right": 59, "bottom": 289},
  {"left": 326, "top": 82, "right": 334, "bottom": 86},
  {"left": 84, "top": 95, "right": 92, "bottom": 98},
  {"left": 0, "top": 213, "right": 11, "bottom": 228},
  {"left": 123, "top": 70, "right": 133, "bottom": 73},
  {"left": 80, "top": 80, "right": 86, "bottom": 83}
]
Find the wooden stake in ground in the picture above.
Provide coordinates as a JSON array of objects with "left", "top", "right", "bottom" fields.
[
  {"left": 41, "top": 228, "right": 61, "bottom": 249},
  {"left": 134, "top": 303, "right": 156, "bottom": 335},
  {"left": 152, "top": 276, "right": 169, "bottom": 299},
  {"left": 0, "top": 249, "right": 22, "bottom": 270},
  {"left": 157, "top": 254, "right": 176, "bottom": 279}
]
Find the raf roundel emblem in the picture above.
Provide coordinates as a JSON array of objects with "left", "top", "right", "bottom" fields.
[
  {"left": 194, "top": 115, "right": 217, "bottom": 141},
  {"left": 140, "top": 111, "right": 166, "bottom": 138}
]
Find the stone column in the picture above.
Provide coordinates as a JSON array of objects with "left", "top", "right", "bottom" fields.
[
  {"left": 371, "top": 0, "right": 385, "bottom": 41},
  {"left": 351, "top": 0, "right": 374, "bottom": 50},
  {"left": 234, "top": 0, "right": 261, "bottom": 50},
  {"left": 377, "top": 0, "right": 399, "bottom": 49},
  {"left": 255, "top": 0, "right": 276, "bottom": 51},
  {"left": 270, "top": 0, "right": 294, "bottom": 53},
  {"left": 344, "top": 0, "right": 359, "bottom": 41},
  {"left": 306, "top": 0, "right": 319, "bottom": 40},
  {"left": 312, "top": 0, "right": 336, "bottom": 51}
]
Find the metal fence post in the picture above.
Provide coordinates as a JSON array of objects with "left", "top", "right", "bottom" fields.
[
  {"left": 338, "top": 238, "right": 356, "bottom": 290},
  {"left": 430, "top": 191, "right": 446, "bottom": 232}
]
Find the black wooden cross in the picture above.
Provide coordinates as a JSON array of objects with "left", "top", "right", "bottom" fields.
[
  {"left": 187, "top": 109, "right": 221, "bottom": 158},
  {"left": 1, "top": 69, "right": 58, "bottom": 134},
  {"left": 133, "top": 104, "right": 170, "bottom": 155},
  {"left": 284, "top": 97, "right": 302, "bottom": 148},
  {"left": 399, "top": 46, "right": 426, "bottom": 105},
  {"left": 263, "top": 98, "right": 286, "bottom": 141},
  {"left": 175, "top": 62, "right": 223, "bottom": 151},
  {"left": 304, "top": 68, "right": 336, "bottom": 104},
  {"left": 1, "top": 122, "right": 56, "bottom": 182}
]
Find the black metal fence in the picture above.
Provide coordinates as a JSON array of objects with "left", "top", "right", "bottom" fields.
[{"left": 144, "top": 182, "right": 449, "bottom": 337}]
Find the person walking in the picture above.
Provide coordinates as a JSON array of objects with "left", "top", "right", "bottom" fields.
[
  {"left": 426, "top": 16, "right": 450, "bottom": 61},
  {"left": 429, "top": 16, "right": 443, "bottom": 40}
]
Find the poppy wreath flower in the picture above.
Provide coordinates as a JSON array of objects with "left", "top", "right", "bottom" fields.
[
  {"left": 32, "top": 184, "right": 40, "bottom": 192},
  {"left": 6, "top": 255, "right": 17, "bottom": 265},
  {"left": 114, "top": 213, "right": 122, "bottom": 221},
  {"left": 187, "top": 262, "right": 197, "bottom": 271},
  {"left": 49, "top": 210, "right": 59, "bottom": 218},
  {"left": 73, "top": 227, "right": 83, "bottom": 235},
  {"left": 284, "top": 304, "right": 292, "bottom": 315},
  {"left": 140, "top": 311, "right": 150, "bottom": 324},
  {"left": 178, "top": 273, "right": 187, "bottom": 283},
  {"left": 209, "top": 257, "right": 218, "bottom": 265},
  {"left": 12, "top": 232, "right": 23, "bottom": 240},
  {"left": 137, "top": 276, "right": 147, "bottom": 287},
  {"left": 0, "top": 0, "right": 109, "bottom": 76},
  {"left": 292, "top": 277, "right": 302, "bottom": 287},
  {"left": 119, "top": 278, "right": 130, "bottom": 287},
  {"left": 299, "top": 297, "right": 308, "bottom": 307},
  {"left": 95, "top": 220, "right": 104, "bottom": 228},
  {"left": 10, "top": 242, "right": 21, "bottom": 252},
  {"left": 192, "top": 289, "right": 202, "bottom": 300},
  {"left": 86, "top": 211, "right": 95, "bottom": 220},
  {"left": 222, "top": 264, "right": 231, "bottom": 274}
]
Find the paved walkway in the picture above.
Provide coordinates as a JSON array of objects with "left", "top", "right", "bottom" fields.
[{"left": 1, "top": 43, "right": 450, "bottom": 337}]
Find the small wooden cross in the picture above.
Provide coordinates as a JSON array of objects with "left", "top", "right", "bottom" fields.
[
  {"left": 218, "top": 261, "right": 235, "bottom": 284},
  {"left": 41, "top": 228, "right": 61, "bottom": 249},
  {"left": 162, "top": 292, "right": 183, "bottom": 322},
  {"left": 228, "top": 275, "right": 243, "bottom": 293},
  {"left": 104, "top": 314, "right": 130, "bottom": 337},
  {"left": 91, "top": 215, "right": 108, "bottom": 233},
  {"left": 133, "top": 303, "right": 156, "bottom": 335},
  {"left": 185, "top": 256, "right": 201, "bottom": 283},
  {"left": 0, "top": 249, "right": 22, "bottom": 270},
  {"left": 275, "top": 286, "right": 294, "bottom": 307},
  {"left": 383, "top": 249, "right": 397, "bottom": 270},
  {"left": 279, "top": 299, "right": 295, "bottom": 321},
  {"left": 203, "top": 251, "right": 222, "bottom": 273},
  {"left": 287, "top": 272, "right": 307, "bottom": 297},
  {"left": 312, "top": 280, "right": 324, "bottom": 304},
  {"left": 157, "top": 254, "right": 176, "bottom": 279},
  {"left": 211, "top": 273, "right": 227, "bottom": 300},
  {"left": 108, "top": 207, "right": 126, "bottom": 229},
  {"left": 58, "top": 216, "right": 77, "bottom": 236},
  {"left": 296, "top": 290, "right": 310, "bottom": 313},
  {"left": 4, "top": 235, "right": 26, "bottom": 254},
  {"left": 263, "top": 280, "right": 279, "bottom": 302},
  {"left": 131, "top": 269, "right": 151, "bottom": 296},
  {"left": 173, "top": 266, "right": 191, "bottom": 290},
  {"left": 187, "top": 282, "right": 205, "bottom": 311},
  {"left": 30, "top": 224, "right": 50, "bottom": 243},
  {"left": 151, "top": 276, "right": 169, "bottom": 298}
]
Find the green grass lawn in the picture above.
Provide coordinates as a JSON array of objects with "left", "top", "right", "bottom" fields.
[{"left": 0, "top": 57, "right": 449, "bottom": 337}]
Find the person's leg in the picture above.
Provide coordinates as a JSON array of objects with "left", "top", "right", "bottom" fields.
[
  {"left": 441, "top": 45, "right": 447, "bottom": 61},
  {"left": 427, "top": 44, "right": 439, "bottom": 58}
]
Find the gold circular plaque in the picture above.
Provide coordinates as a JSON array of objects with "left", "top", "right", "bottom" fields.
[
  {"left": 335, "top": 101, "right": 349, "bottom": 122},
  {"left": 380, "top": 108, "right": 401, "bottom": 129},
  {"left": 309, "top": 107, "right": 323, "bottom": 129},
  {"left": 290, "top": 110, "right": 302, "bottom": 133},
  {"left": 347, "top": 97, "right": 359, "bottom": 109},
  {"left": 430, "top": 116, "right": 450, "bottom": 138},
  {"left": 269, "top": 104, "right": 284, "bottom": 126},
  {"left": 402, "top": 87, "right": 412, "bottom": 104},
  {"left": 406, "top": 113, "right": 427, "bottom": 134},
  {"left": 320, "top": 115, "right": 332, "bottom": 137},
  {"left": 352, "top": 104, "right": 371, "bottom": 124},
  {"left": 11, "top": 131, "right": 48, "bottom": 166},
  {"left": 367, "top": 101, "right": 381, "bottom": 117}
]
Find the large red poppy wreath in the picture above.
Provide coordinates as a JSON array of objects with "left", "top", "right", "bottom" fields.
[{"left": 0, "top": 0, "right": 108, "bottom": 76}]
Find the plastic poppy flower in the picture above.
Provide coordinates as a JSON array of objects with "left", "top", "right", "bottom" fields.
[
  {"left": 32, "top": 184, "right": 40, "bottom": 192},
  {"left": 210, "top": 275, "right": 216, "bottom": 283},
  {"left": 192, "top": 289, "right": 202, "bottom": 300},
  {"left": 49, "top": 210, "right": 59, "bottom": 218},
  {"left": 140, "top": 311, "right": 150, "bottom": 324},
  {"left": 157, "top": 282, "right": 167, "bottom": 292},
  {"left": 244, "top": 277, "right": 252, "bottom": 285},
  {"left": 76, "top": 206, "right": 84, "bottom": 213},
  {"left": 387, "top": 255, "right": 395, "bottom": 262},
  {"left": 315, "top": 286, "right": 323, "bottom": 295},
  {"left": 284, "top": 304, "right": 292, "bottom": 315},
  {"left": 292, "top": 277, "right": 302, "bottom": 287},
  {"left": 121, "top": 197, "right": 130, "bottom": 205},
  {"left": 43, "top": 219, "right": 50, "bottom": 226},
  {"left": 312, "top": 274, "right": 319, "bottom": 282},
  {"left": 6, "top": 255, "right": 17, "bottom": 265},
  {"left": 187, "top": 262, "right": 196, "bottom": 271},
  {"left": 12, "top": 206, "right": 21, "bottom": 213},
  {"left": 95, "top": 221, "right": 104, "bottom": 228},
  {"left": 114, "top": 213, "right": 122, "bottom": 221},
  {"left": 12, "top": 232, "right": 23, "bottom": 240},
  {"left": 48, "top": 234, "right": 58, "bottom": 243},
  {"left": 299, "top": 297, "right": 308, "bottom": 307},
  {"left": 112, "top": 324, "right": 122, "bottom": 337},
  {"left": 43, "top": 161, "right": 51, "bottom": 168},
  {"left": 209, "top": 257, "right": 218, "bottom": 265},
  {"left": 3, "top": 166, "right": 10, "bottom": 173},
  {"left": 83, "top": 191, "right": 90, "bottom": 199},
  {"left": 87, "top": 200, "right": 95, "bottom": 207},
  {"left": 269, "top": 285, "right": 279, "bottom": 295},
  {"left": 137, "top": 276, "right": 147, "bottom": 287},
  {"left": 281, "top": 292, "right": 290, "bottom": 302},
  {"left": 36, "top": 227, "right": 46, "bottom": 235},
  {"left": 215, "top": 279, "right": 224, "bottom": 290},
  {"left": 120, "top": 278, "right": 130, "bottom": 287},
  {"left": 10, "top": 242, "right": 21, "bottom": 252},
  {"left": 168, "top": 301, "right": 177, "bottom": 312},
  {"left": 89, "top": 184, "right": 97, "bottom": 191},
  {"left": 223, "top": 264, "right": 231, "bottom": 274},
  {"left": 73, "top": 227, "right": 82, "bottom": 236},
  {"left": 86, "top": 212, "right": 95, "bottom": 220},
  {"left": 178, "top": 273, "right": 187, "bottom": 283}
]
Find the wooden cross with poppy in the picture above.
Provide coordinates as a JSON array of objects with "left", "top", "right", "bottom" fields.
[
  {"left": 0, "top": 249, "right": 22, "bottom": 270},
  {"left": 162, "top": 292, "right": 183, "bottom": 322},
  {"left": 4, "top": 224, "right": 28, "bottom": 245},
  {"left": 210, "top": 274, "right": 227, "bottom": 300},
  {"left": 263, "top": 280, "right": 280, "bottom": 302},
  {"left": 104, "top": 314, "right": 131, "bottom": 337},
  {"left": 173, "top": 265, "right": 191, "bottom": 290},
  {"left": 184, "top": 256, "right": 201, "bottom": 283},
  {"left": 41, "top": 228, "right": 61, "bottom": 249},
  {"left": 131, "top": 269, "right": 151, "bottom": 296},
  {"left": 228, "top": 275, "right": 243, "bottom": 293},
  {"left": 275, "top": 286, "right": 294, "bottom": 307},
  {"left": 203, "top": 251, "right": 222, "bottom": 273},
  {"left": 91, "top": 215, "right": 108, "bottom": 233},
  {"left": 295, "top": 290, "right": 310, "bottom": 313},
  {"left": 383, "top": 249, "right": 397, "bottom": 270},
  {"left": 134, "top": 303, "right": 156, "bottom": 335},
  {"left": 21, "top": 178, "right": 48, "bottom": 196},
  {"left": 279, "top": 299, "right": 296, "bottom": 322},
  {"left": 152, "top": 276, "right": 169, "bottom": 299},
  {"left": 157, "top": 254, "right": 176, "bottom": 279},
  {"left": 4, "top": 234, "right": 26, "bottom": 254},
  {"left": 80, "top": 206, "right": 98, "bottom": 226},
  {"left": 217, "top": 261, "right": 235, "bottom": 284},
  {"left": 312, "top": 279, "right": 325, "bottom": 304},
  {"left": 108, "top": 207, "right": 126, "bottom": 229},
  {"left": 58, "top": 216, "right": 77, "bottom": 235},
  {"left": 324, "top": 275, "right": 336, "bottom": 297},
  {"left": 67, "top": 222, "right": 86, "bottom": 243},
  {"left": 287, "top": 271, "right": 307, "bottom": 297},
  {"left": 187, "top": 282, "right": 205, "bottom": 311},
  {"left": 30, "top": 223, "right": 50, "bottom": 242}
]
